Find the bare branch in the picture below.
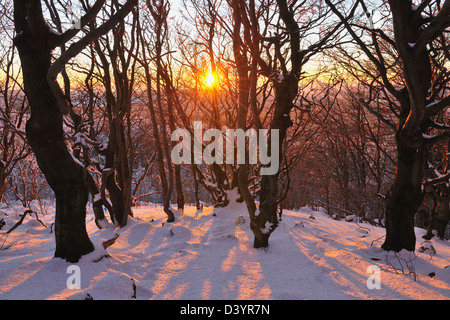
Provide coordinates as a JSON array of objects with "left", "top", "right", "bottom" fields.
[
  {"left": 423, "top": 171, "right": 450, "bottom": 189},
  {"left": 423, "top": 130, "right": 450, "bottom": 146},
  {"left": 415, "top": 1, "right": 450, "bottom": 52},
  {"left": 425, "top": 96, "right": 450, "bottom": 117},
  {"left": 360, "top": 97, "right": 396, "bottom": 130},
  {"left": 47, "top": 0, "right": 138, "bottom": 114},
  {"left": 325, "top": 0, "right": 402, "bottom": 101},
  {"left": 52, "top": 0, "right": 106, "bottom": 47}
]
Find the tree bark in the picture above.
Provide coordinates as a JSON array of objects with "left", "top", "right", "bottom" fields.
[
  {"left": 254, "top": 75, "right": 296, "bottom": 247},
  {"left": 382, "top": 140, "right": 424, "bottom": 251},
  {"left": 168, "top": 92, "right": 185, "bottom": 211},
  {"left": 423, "top": 140, "right": 450, "bottom": 240},
  {"left": 381, "top": 0, "right": 434, "bottom": 252},
  {"left": 13, "top": 0, "right": 94, "bottom": 263},
  {"left": 0, "top": 168, "right": 7, "bottom": 204},
  {"left": 424, "top": 186, "right": 450, "bottom": 239},
  {"left": 192, "top": 165, "right": 201, "bottom": 210},
  {"left": 103, "top": 118, "right": 128, "bottom": 227}
]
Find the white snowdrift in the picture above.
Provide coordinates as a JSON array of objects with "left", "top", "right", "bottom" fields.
[{"left": 0, "top": 196, "right": 449, "bottom": 300}]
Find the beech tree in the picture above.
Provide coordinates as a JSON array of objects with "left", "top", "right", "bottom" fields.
[
  {"left": 13, "top": 0, "right": 137, "bottom": 262},
  {"left": 423, "top": 140, "right": 450, "bottom": 239},
  {"left": 89, "top": 0, "right": 139, "bottom": 227},
  {"left": 0, "top": 19, "right": 31, "bottom": 203},
  {"left": 135, "top": 0, "right": 178, "bottom": 222},
  {"left": 43, "top": 0, "right": 109, "bottom": 228},
  {"left": 228, "top": 0, "right": 346, "bottom": 247},
  {"left": 325, "top": 0, "right": 450, "bottom": 251},
  {"left": 177, "top": 0, "right": 239, "bottom": 207}
]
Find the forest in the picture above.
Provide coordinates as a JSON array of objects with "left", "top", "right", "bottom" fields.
[{"left": 0, "top": 0, "right": 449, "bottom": 278}]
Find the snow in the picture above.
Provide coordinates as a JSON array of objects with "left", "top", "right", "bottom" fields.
[
  {"left": 261, "top": 221, "right": 272, "bottom": 234},
  {"left": 271, "top": 73, "right": 284, "bottom": 83},
  {"left": 93, "top": 193, "right": 102, "bottom": 203},
  {"left": 47, "top": 26, "right": 62, "bottom": 36},
  {"left": 74, "top": 132, "right": 85, "bottom": 145},
  {"left": 0, "top": 197, "right": 449, "bottom": 300},
  {"left": 423, "top": 133, "right": 438, "bottom": 139}
]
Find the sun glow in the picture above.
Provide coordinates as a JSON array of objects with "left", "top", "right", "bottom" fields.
[{"left": 204, "top": 71, "right": 216, "bottom": 87}]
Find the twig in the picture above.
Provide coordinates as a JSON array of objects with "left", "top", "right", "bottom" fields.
[
  {"left": 370, "top": 235, "right": 385, "bottom": 247},
  {"left": 6, "top": 209, "right": 46, "bottom": 234},
  {"left": 102, "top": 233, "right": 120, "bottom": 249},
  {"left": 0, "top": 234, "right": 9, "bottom": 250},
  {"left": 384, "top": 251, "right": 418, "bottom": 281},
  {"left": 355, "top": 221, "right": 370, "bottom": 231},
  {"left": 31, "top": 211, "right": 47, "bottom": 228},
  {"left": 6, "top": 209, "right": 33, "bottom": 234}
]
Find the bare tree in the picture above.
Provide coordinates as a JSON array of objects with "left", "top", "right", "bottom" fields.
[
  {"left": 325, "top": 0, "right": 450, "bottom": 251},
  {"left": 180, "top": 0, "right": 238, "bottom": 207},
  {"left": 86, "top": 0, "right": 139, "bottom": 227},
  {"left": 423, "top": 140, "right": 450, "bottom": 239},
  {"left": 42, "top": 0, "right": 111, "bottom": 228},
  {"left": 135, "top": 0, "right": 180, "bottom": 221},
  {"left": 232, "top": 0, "right": 345, "bottom": 248},
  {"left": 13, "top": 0, "right": 137, "bottom": 262},
  {"left": 0, "top": 29, "right": 31, "bottom": 203}
]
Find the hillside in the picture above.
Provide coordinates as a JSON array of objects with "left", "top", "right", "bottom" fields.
[{"left": 0, "top": 193, "right": 449, "bottom": 300}]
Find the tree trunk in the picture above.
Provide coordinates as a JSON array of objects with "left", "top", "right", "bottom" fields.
[
  {"left": 192, "top": 165, "right": 201, "bottom": 210},
  {"left": 53, "top": 176, "right": 94, "bottom": 262},
  {"left": 166, "top": 74, "right": 185, "bottom": 211},
  {"left": 13, "top": 0, "right": 94, "bottom": 262},
  {"left": 102, "top": 118, "right": 128, "bottom": 226},
  {"left": 143, "top": 69, "right": 174, "bottom": 222},
  {"left": 254, "top": 76, "right": 295, "bottom": 247},
  {"left": 0, "top": 168, "right": 7, "bottom": 203},
  {"left": 382, "top": 140, "right": 424, "bottom": 251},
  {"left": 424, "top": 186, "right": 450, "bottom": 239},
  {"left": 381, "top": 1, "right": 433, "bottom": 252}
]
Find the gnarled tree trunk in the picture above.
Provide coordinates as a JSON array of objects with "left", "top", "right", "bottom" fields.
[
  {"left": 382, "top": 139, "right": 424, "bottom": 251},
  {"left": 13, "top": 0, "right": 136, "bottom": 261},
  {"left": 13, "top": 0, "right": 94, "bottom": 262}
]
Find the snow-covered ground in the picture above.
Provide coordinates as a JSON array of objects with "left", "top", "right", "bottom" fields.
[{"left": 0, "top": 192, "right": 449, "bottom": 300}]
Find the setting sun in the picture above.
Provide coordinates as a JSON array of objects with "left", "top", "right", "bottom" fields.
[{"left": 205, "top": 71, "right": 216, "bottom": 87}]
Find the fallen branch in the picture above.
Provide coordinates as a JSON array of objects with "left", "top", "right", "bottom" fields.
[
  {"left": 31, "top": 211, "right": 47, "bottom": 228},
  {"left": 6, "top": 209, "right": 47, "bottom": 234},
  {"left": 7, "top": 209, "right": 32, "bottom": 234},
  {"left": 370, "top": 235, "right": 385, "bottom": 247},
  {"left": 102, "top": 233, "right": 120, "bottom": 249},
  {"left": 0, "top": 234, "right": 9, "bottom": 250}
]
